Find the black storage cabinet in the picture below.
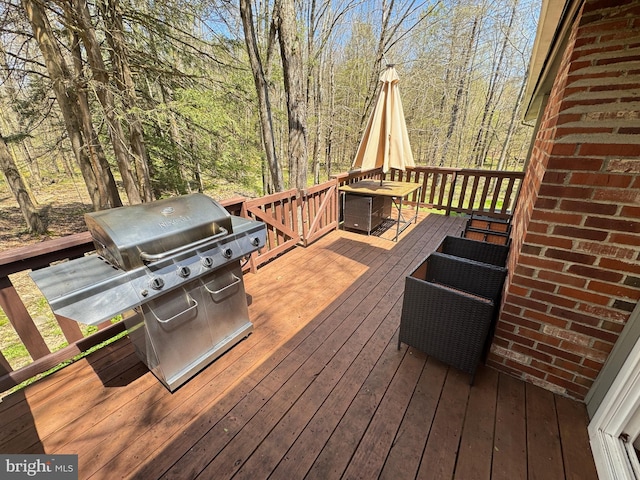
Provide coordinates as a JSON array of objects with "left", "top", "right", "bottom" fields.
[{"left": 343, "top": 193, "right": 391, "bottom": 234}]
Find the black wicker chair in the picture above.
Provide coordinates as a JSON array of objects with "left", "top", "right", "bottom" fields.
[
  {"left": 437, "top": 235, "right": 510, "bottom": 267},
  {"left": 463, "top": 211, "right": 512, "bottom": 246},
  {"left": 398, "top": 252, "right": 507, "bottom": 384}
]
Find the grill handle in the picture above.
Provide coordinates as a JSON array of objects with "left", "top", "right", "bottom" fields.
[
  {"left": 139, "top": 227, "right": 229, "bottom": 263},
  {"left": 152, "top": 296, "right": 199, "bottom": 324},
  {"left": 204, "top": 274, "right": 241, "bottom": 296}
]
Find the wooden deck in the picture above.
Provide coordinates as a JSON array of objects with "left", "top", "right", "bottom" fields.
[{"left": 0, "top": 212, "right": 597, "bottom": 479}]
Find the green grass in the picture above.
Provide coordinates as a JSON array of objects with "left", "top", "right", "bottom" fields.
[{"left": 4, "top": 329, "right": 129, "bottom": 397}]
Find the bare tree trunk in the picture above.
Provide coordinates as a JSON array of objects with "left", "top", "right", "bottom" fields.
[
  {"left": 21, "top": 0, "right": 103, "bottom": 210},
  {"left": 240, "top": 0, "right": 284, "bottom": 192},
  {"left": 68, "top": 26, "right": 123, "bottom": 208},
  {"left": 498, "top": 70, "right": 527, "bottom": 170},
  {"left": 325, "top": 60, "right": 335, "bottom": 178},
  {"left": 99, "top": 0, "right": 153, "bottom": 202},
  {"left": 0, "top": 134, "right": 46, "bottom": 233},
  {"left": 67, "top": 0, "right": 143, "bottom": 204},
  {"left": 275, "top": 0, "right": 308, "bottom": 190},
  {"left": 471, "top": 0, "right": 518, "bottom": 167},
  {"left": 441, "top": 13, "right": 479, "bottom": 165}
]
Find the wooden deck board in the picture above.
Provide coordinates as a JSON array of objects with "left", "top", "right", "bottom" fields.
[{"left": 0, "top": 212, "right": 598, "bottom": 480}]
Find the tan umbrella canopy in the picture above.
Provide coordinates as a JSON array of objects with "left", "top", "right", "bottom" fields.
[{"left": 351, "top": 65, "right": 415, "bottom": 174}]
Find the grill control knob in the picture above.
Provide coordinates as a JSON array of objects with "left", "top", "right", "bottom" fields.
[
  {"left": 222, "top": 248, "right": 233, "bottom": 259},
  {"left": 202, "top": 256, "right": 214, "bottom": 268},
  {"left": 150, "top": 277, "right": 165, "bottom": 290},
  {"left": 178, "top": 266, "right": 191, "bottom": 278},
  {"left": 250, "top": 237, "right": 260, "bottom": 247}
]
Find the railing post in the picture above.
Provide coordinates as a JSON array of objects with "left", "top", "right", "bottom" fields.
[{"left": 446, "top": 171, "right": 458, "bottom": 216}]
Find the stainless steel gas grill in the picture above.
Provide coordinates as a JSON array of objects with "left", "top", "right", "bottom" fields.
[{"left": 30, "top": 193, "right": 266, "bottom": 391}]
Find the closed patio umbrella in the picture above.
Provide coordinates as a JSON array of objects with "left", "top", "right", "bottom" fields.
[{"left": 351, "top": 65, "right": 415, "bottom": 175}]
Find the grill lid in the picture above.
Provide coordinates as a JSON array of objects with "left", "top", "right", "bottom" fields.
[{"left": 85, "top": 193, "right": 233, "bottom": 270}]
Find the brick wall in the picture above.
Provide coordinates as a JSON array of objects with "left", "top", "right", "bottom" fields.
[{"left": 488, "top": 0, "right": 640, "bottom": 400}]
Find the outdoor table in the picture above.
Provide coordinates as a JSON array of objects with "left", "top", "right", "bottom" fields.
[{"left": 339, "top": 179, "right": 422, "bottom": 241}]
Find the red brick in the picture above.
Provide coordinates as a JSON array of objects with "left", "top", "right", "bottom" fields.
[
  {"left": 494, "top": 328, "right": 537, "bottom": 348},
  {"left": 547, "top": 157, "right": 604, "bottom": 171},
  {"left": 525, "top": 309, "right": 570, "bottom": 329},
  {"left": 585, "top": 216, "right": 640, "bottom": 233},
  {"left": 538, "top": 184, "right": 594, "bottom": 199},
  {"left": 511, "top": 343, "right": 554, "bottom": 363},
  {"left": 504, "top": 359, "right": 546, "bottom": 380},
  {"left": 607, "top": 159, "right": 640, "bottom": 174},
  {"left": 555, "top": 113, "right": 583, "bottom": 125},
  {"left": 531, "top": 210, "right": 583, "bottom": 225},
  {"left": 588, "top": 280, "right": 640, "bottom": 300},
  {"left": 491, "top": 337, "right": 510, "bottom": 350},
  {"left": 522, "top": 244, "right": 543, "bottom": 256},
  {"left": 556, "top": 126, "right": 613, "bottom": 137},
  {"left": 579, "top": 144, "right": 640, "bottom": 157},
  {"left": 567, "top": 264, "right": 624, "bottom": 283},
  {"left": 550, "top": 375, "right": 589, "bottom": 400},
  {"left": 562, "top": 98, "right": 614, "bottom": 110},
  {"left": 531, "top": 290, "right": 579, "bottom": 309},
  {"left": 557, "top": 285, "right": 611, "bottom": 305},
  {"left": 553, "top": 357, "right": 599, "bottom": 380},
  {"left": 583, "top": 357, "right": 604, "bottom": 372},
  {"left": 599, "top": 257, "right": 640, "bottom": 275},
  {"left": 577, "top": 242, "right": 637, "bottom": 260},
  {"left": 570, "top": 323, "right": 619, "bottom": 344},
  {"left": 506, "top": 283, "right": 529, "bottom": 298},
  {"left": 610, "top": 233, "right": 640, "bottom": 246},
  {"left": 597, "top": 55, "right": 640, "bottom": 67},
  {"left": 601, "top": 320, "right": 624, "bottom": 334},
  {"left": 553, "top": 225, "right": 608, "bottom": 241},
  {"left": 570, "top": 172, "right": 633, "bottom": 187},
  {"left": 593, "top": 188, "right": 639, "bottom": 203},
  {"left": 559, "top": 199, "right": 618, "bottom": 215},
  {"left": 550, "top": 144, "right": 579, "bottom": 156},
  {"left": 525, "top": 233, "right": 573, "bottom": 250},
  {"left": 528, "top": 221, "right": 551, "bottom": 234},
  {"left": 545, "top": 248, "right": 597, "bottom": 265},
  {"left": 585, "top": 110, "right": 640, "bottom": 122},
  {"left": 498, "top": 311, "right": 542, "bottom": 330},
  {"left": 621, "top": 205, "right": 640, "bottom": 217},
  {"left": 512, "top": 274, "right": 557, "bottom": 293},
  {"left": 518, "top": 254, "right": 565, "bottom": 272},
  {"left": 531, "top": 359, "right": 575, "bottom": 380},
  {"left": 514, "top": 265, "right": 536, "bottom": 277},
  {"left": 579, "top": 18, "right": 633, "bottom": 36},
  {"left": 592, "top": 340, "right": 614, "bottom": 355},
  {"left": 542, "top": 171, "right": 569, "bottom": 184},
  {"left": 519, "top": 326, "right": 564, "bottom": 347},
  {"left": 553, "top": 303, "right": 589, "bottom": 326},
  {"left": 504, "top": 294, "right": 549, "bottom": 313},
  {"left": 534, "top": 197, "right": 558, "bottom": 209},
  {"left": 618, "top": 127, "right": 640, "bottom": 134},
  {"left": 537, "top": 343, "right": 582, "bottom": 363},
  {"left": 580, "top": 304, "right": 630, "bottom": 323},
  {"left": 538, "top": 270, "right": 588, "bottom": 288},
  {"left": 559, "top": 341, "right": 608, "bottom": 361}
]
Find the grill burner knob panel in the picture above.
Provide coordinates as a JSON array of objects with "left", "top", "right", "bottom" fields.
[
  {"left": 178, "top": 266, "right": 191, "bottom": 278},
  {"left": 202, "top": 256, "right": 214, "bottom": 268},
  {"left": 150, "top": 277, "right": 165, "bottom": 290}
]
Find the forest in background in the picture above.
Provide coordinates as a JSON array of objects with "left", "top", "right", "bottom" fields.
[{"left": 0, "top": 0, "right": 540, "bottom": 235}]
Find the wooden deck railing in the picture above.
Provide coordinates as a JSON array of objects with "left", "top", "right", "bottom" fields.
[{"left": 0, "top": 166, "right": 523, "bottom": 394}]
